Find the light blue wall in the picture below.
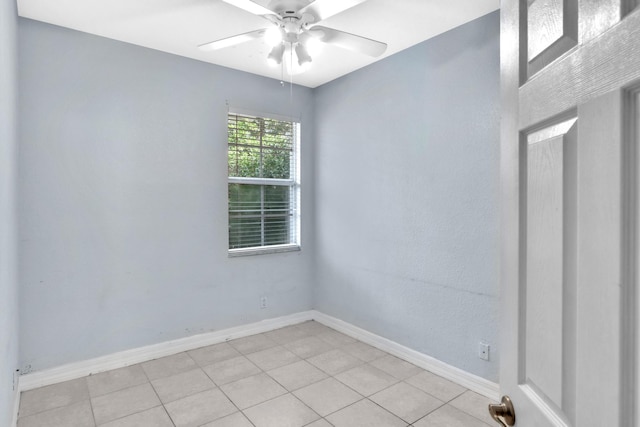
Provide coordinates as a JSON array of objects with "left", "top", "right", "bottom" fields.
[
  {"left": 18, "top": 19, "right": 316, "bottom": 372},
  {"left": 313, "top": 11, "right": 500, "bottom": 381},
  {"left": 17, "top": 12, "right": 500, "bottom": 383},
  {"left": 0, "top": 0, "right": 19, "bottom": 424}
]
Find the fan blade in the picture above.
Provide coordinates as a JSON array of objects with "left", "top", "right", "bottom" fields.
[
  {"left": 309, "top": 26, "right": 387, "bottom": 57},
  {"left": 221, "top": 0, "right": 277, "bottom": 16},
  {"left": 299, "top": 0, "right": 366, "bottom": 21},
  {"left": 198, "top": 28, "right": 266, "bottom": 51}
]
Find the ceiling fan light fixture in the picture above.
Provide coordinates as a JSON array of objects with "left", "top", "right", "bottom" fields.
[
  {"left": 295, "top": 43, "right": 312, "bottom": 66},
  {"left": 264, "top": 26, "right": 284, "bottom": 46},
  {"left": 304, "top": 36, "right": 323, "bottom": 56},
  {"left": 267, "top": 43, "right": 285, "bottom": 66}
]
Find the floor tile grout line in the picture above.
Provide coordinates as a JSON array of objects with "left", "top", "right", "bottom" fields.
[
  {"left": 87, "top": 392, "right": 98, "bottom": 426},
  {"left": 93, "top": 403, "right": 165, "bottom": 427},
  {"left": 215, "top": 382, "right": 258, "bottom": 427},
  {"left": 16, "top": 396, "right": 93, "bottom": 422},
  {"left": 87, "top": 369, "right": 150, "bottom": 400},
  {"left": 263, "top": 364, "right": 330, "bottom": 393},
  {"left": 16, "top": 376, "right": 92, "bottom": 419},
  {"left": 159, "top": 404, "right": 177, "bottom": 427},
  {"left": 90, "top": 380, "right": 164, "bottom": 426},
  {"left": 301, "top": 415, "right": 335, "bottom": 427},
  {"left": 143, "top": 375, "right": 171, "bottom": 427},
  {"left": 314, "top": 396, "right": 367, "bottom": 419},
  {"left": 385, "top": 396, "right": 448, "bottom": 425},
  {"left": 321, "top": 396, "right": 414, "bottom": 425},
  {"left": 87, "top": 367, "right": 150, "bottom": 400},
  {"left": 412, "top": 401, "right": 493, "bottom": 427},
  {"left": 244, "top": 391, "right": 324, "bottom": 425},
  {"left": 448, "top": 391, "right": 495, "bottom": 426}
]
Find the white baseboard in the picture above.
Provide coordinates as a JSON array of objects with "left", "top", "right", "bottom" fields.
[
  {"left": 311, "top": 311, "right": 500, "bottom": 401},
  {"left": 19, "top": 309, "right": 499, "bottom": 402},
  {"left": 19, "top": 311, "right": 315, "bottom": 392}
]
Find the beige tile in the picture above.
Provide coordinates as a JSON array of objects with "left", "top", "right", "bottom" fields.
[
  {"left": 100, "top": 406, "right": 174, "bottom": 427},
  {"left": 188, "top": 342, "right": 241, "bottom": 367},
  {"left": 413, "top": 404, "right": 491, "bottom": 427},
  {"left": 141, "top": 353, "right": 197, "bottom": 381},
  {"left": 151, "top": 368, "right": 215, "bottom": 403},
  {"left": 19, "top": 378, "right": 90, "bottom": 417},
  {"left": 341, "top": 342, "right": 387, "bottom": 362},
  {"left": 293, "top": 377, "right": 362, "bottom": 417},
  {"left": 304, "top": 419, "right": 333, "bottom": 427},
  {"left": 335, "top": 364, "right": 398, "bottom": 396},
  {"left": 17, "top": 400, "right": 94, "bottom": 427},
  {"left": 200, "top": 411, "right": 253, "bottom": 427},
  {"left": 264, "top": 325, "right": 310, "bottom": 344},
  {"left": 405, "top": 371, "right": 466, "bottom": 402},
  {"left": 316, "top": 331, "right": 356, "bottom": 347},
  {"left": 203, "top": 355, "right": 261, "bottom": 386},
  {"left": 284, "top": 336, "right": 335, "bottom": 359},
  {"left": 91, "top": 383, "right": 160, "bottom": 425},
  {"left": 266, "top": 360, "right": 328, "bottom": 391},
  {"left": 370, "top": 382, "right": 444, "bottom": 424},
  {"left": 294, "top": 321, "right": 332, "bottom": 335},
  {"left": 448, "top": 391, "right": 495, "bottom": 425},
  {"left": 307, "top": 349, "right": 363, "bottom": 375},
  {"left": 246, "top": 346, "right": 301, "bottom": 371},
  {"left": 369, "top": 355, "right": 423, "bottom": 380},
  {"left": 86, "top": 365, "right": 148, "bottom": 398},
  {"left": 164, "top": 388, "right": 236, "bottom": 427},
  {"left": 228, "top": 334, "right": 278, "bottom": 355},
  {"left": 244, "top": 393, "right": 320, "bottom": 427},
  {"left": 220, "top": 373, "right": 287, "bottom": 409},
  {"left": 326, "top": 399, "right": 408, "bottom": 427}
]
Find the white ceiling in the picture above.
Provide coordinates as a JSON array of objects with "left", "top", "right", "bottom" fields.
[{"left": 17, "top": 0, "right": 499, "bottom": 88}]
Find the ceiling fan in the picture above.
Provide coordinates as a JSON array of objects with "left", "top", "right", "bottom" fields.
[{"left": 198, "top": 0, "right": 387, "bottom": 69}]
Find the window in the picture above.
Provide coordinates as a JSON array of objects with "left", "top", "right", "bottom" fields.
[{"left": 227, "top": 112, "right": 300, "bottom": 255}]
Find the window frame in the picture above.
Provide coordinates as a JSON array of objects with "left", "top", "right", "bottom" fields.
[{"left": 227, "top": 109, "right": 301, "bottom": 257}]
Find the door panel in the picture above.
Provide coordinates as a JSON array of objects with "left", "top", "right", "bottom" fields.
[
  {"left": 578, "top": 0, "right": 623, "bottom": 43},
  {"left": 501, "top": 1, "right": 640, "bottom": 426},
  {"left": 526, "top": 0, "right": 577, "bottom": 77},
  {"left": 524, "top": 118, "right": 577, "bottom": 414}
]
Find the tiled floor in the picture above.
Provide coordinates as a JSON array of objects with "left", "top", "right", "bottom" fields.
[{"left": 17, "top": 321, "right": 495, "bottom": 427}]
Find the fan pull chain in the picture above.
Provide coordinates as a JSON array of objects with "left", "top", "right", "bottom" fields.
[
  {"left": 290, "top": 45, "right": 294, "bottom": 108},
  {"left": 280, "top": 45, "right": 285, "bottom": 87}
]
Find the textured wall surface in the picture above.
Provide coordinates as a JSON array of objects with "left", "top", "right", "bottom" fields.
[
  {"left": 17, "top": 12, "right": 500, "bottom": 383},
  {"left": 18, "top": 19, "right": 315, "bottom": 372},
  {"left": 0, "top": 0, "right": 19, "bottom": 424},
  {"left": 313, "top": 11, "right": 500, "bottom": 381}
]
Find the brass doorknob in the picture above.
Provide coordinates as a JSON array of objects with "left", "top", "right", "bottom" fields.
[{"left": 488, "top": 395, "right": 516, "bottom": 426}]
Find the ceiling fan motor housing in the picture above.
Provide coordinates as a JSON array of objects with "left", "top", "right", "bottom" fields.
[{"left": 266, "top": 0, "right": 314, "bottom": 15}]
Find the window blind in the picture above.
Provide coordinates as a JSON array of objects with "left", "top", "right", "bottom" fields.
[{"left": 227, "top": 113, "right": 299, "bottom": 252}]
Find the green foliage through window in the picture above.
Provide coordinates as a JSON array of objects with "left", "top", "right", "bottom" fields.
[
  {"left": 228, "top": 115, "right": 293, "bottom": 179},
  {"left": 228, "top": 113, "right": 298, "bottom": 251}
]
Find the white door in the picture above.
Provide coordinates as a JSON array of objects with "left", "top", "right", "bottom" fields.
[{"left": 500, "top": 1, "right": 640, "bottom": 426}]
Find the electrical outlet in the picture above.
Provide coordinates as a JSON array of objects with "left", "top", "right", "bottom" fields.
[
  {"left": 260, "top": 296, "right": 268, "bottom": 309},
  {"left": 479, "top": 342, "right": 490, "bottom": 361}
]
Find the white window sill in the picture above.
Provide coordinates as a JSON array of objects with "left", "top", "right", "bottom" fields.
[{"left": 228, "top": 244, "right": 301, "bottom": 258}]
